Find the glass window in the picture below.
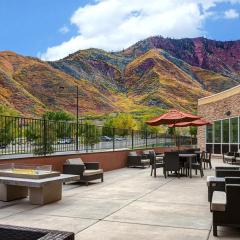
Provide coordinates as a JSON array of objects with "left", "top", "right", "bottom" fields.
[
  {"left": 214, "top": 121, "right": 221, "bottom": 143},
  {"left": 222, "top": 119, "right": 229, "bottom": 143},
  {"left": 206, "top": 125, "right": 213, "bottom": 143},
  {"left": 230, "top": 118, "right": 238, "bottom": 143}
]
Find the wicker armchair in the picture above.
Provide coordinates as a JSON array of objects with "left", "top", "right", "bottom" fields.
[
  {"left": 207, "top": 166, "right": 240, "bottom": 202},
  {"left": 127, "top": 151, "right": 150, "bottom": 168},
  {"left": 63, "top": 158, "right": 103, "bottom": 186},
  {"left": 223, "top": 152, "right": 235, "bottom": 164},
  {"left": 211, "top": 179, "right": 240, "bottom": 236}
]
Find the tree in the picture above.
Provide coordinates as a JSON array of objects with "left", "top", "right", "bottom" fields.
[
  {"left": 82, "top": 121, "right": 100, "bottom": 151},
  {"left": 0, "top": 105, "right": 19, "bottom": 146}
]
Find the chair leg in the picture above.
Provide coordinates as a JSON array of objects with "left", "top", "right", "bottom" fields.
[
  {"left": 101, "top": 175, "right": 104, "bottom": 182},
  {"left": 151, "top": 166, "right": 153, "bottom": 176},
  {"left": 209, "top": 161, "right": 212, "bottom": 169},
  {"left": 213, "top": 224, "right": 217, "bottom": 236}
]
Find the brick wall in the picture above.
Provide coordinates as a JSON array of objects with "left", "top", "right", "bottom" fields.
[
  {"left": 0, "top": 146, "right": 190, "bottom": 172},
  {"left": 198, "top": 91, "right": 240, "bottom": 151}
]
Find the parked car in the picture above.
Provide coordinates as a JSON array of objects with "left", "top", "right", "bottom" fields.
[
  {"left": 57, "top": 138, "right": 74, "bottom": 144},
  {"left": 101, "top": 136, "right": 112, "bottom": 142},
  {"left": 0, "top": 143, "right": 7, "bottom": 149},
  {"left": 115, "top": 137, "right": 125, "bottom": 141}
]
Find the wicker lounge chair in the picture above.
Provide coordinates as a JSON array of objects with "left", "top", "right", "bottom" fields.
[
  {"left": 63, "top": 158, "right": 103, "bottom": 185},
  {"left": 223, "top": 152, "right": 235, "bottom": 164},
  {"left": 127, "top": 151, "right": 150, "bottom": 168},
  {"left": 207, "top": 166, "right": 240, "bottom": 202},
  {"left": 211, "top": 178, "right": 240, "bottom": 236}
]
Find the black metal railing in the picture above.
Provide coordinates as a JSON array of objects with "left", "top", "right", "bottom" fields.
[{"left": 0, "top": 115, "right": 197, "bottom": 156}]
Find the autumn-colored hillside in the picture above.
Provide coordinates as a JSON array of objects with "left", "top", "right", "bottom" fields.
[{"left": 0, "top": 36, "right": 239, "bottom": 117}]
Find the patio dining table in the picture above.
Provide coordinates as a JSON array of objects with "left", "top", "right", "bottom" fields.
[{"left": 154, "top": 153, "right": 197, "bottom": 178}]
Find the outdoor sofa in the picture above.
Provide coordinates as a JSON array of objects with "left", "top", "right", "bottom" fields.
[
  {"left": 207, "top": 166, "right": 240, "bottom": 202},
  {"left": 211, "top": 178, "right": 240, "bottom": 236},
  {"left": 127, "top": 151, "right": 150, "bottom": 168},
  {"left": 63, "top": 158, "right": 103, "bottom": 185}
]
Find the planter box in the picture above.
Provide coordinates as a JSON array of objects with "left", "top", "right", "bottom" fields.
[{"left": 0, "top": 224, "right": 74, "bottom": 240}]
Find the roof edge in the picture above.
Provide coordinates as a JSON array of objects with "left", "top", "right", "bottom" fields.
[{"left": 198, "top": 85, "right": 240, "bottom": 106}]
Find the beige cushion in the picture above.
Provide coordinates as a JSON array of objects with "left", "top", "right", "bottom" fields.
[
  {"left": 211, "top": 191, "right": 226, "bottom": 212},
  {"left": 141, "top": 159, "right": 150, "bottom": 164},
  {"left": 129, "top": 151, "right": 138, "bottom": 156},
  {"left": 66, "top": 158, "right": 85, "bottom": 165},
  {"left": 224, "top": 155, "right": 235, "bottom": 160},
  {"left": 236, "top": 157, "right": 240, "bottom": 161},
  {"left": 83, "top": 169, "right": 103, "bottom": 176},
  {"left": 156, "top": 156, "right": 163, "bottom": 161}
]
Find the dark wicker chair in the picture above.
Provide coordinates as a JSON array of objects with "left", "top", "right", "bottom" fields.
[
  {"left": 163, "top": 152, "right": 180, "bottom": 178},
  {"left": 190, "top": 151, "right": 204, "bottom": 177},
  {"left": 223, "top": 152, "right": 235, "bottom": 164},
  {"left": 149, "top": 151, "right": 164, "bottom": 177},
  {"left": 203, "top": 151, "right": 212, "bottom": 169},
  {"left": 63, "top": 158, "right": 103, "bottom": 186},
  {"left": 127, "top": 151, "right": 150, "bottom": 168},
  {"left": 211, "top": 178, "right": 240, "bottom": 236},
  {"left": 234, "top": 152, "right": 240, "bottom": 165},
  {"left": 0, "top": 224, "right": 74, "bottom": 240},
  {"left": 207, "top": 167, "right": 240, "bottom": 202}
]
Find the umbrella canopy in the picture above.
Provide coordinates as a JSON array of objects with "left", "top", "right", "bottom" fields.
[
  {"left": 168, "top": 118, "right": 211, "bottom": 128},
  {"left": 145, "top": 109, "right": 201, "bottom": 126}
]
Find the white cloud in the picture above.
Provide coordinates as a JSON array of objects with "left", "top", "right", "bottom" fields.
[
  {"left": 224, "top": 8, "right": 239, "bottom": 18},
  {"left": 40, "top": 0, "right": 240, "bottom": 61},
  {"left": 59, "top": 25, "right": 69, "bottom": 34}
]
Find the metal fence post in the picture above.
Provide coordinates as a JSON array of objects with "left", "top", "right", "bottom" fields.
[
  {"left": 145, "top": 130, "right": 148, "bottom": 148},
  {"left": 113, "top": 128, "right": 115, "bottom": 151},
  {"left": 131, "top": 130, "right": 134, "bottom": 150},
  {"left": 43, "top": 117, "right": 47, "bottom": 156}
]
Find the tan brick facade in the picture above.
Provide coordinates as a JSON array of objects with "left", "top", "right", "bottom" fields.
[{"left": 198, "top": 85, "right": 240, "bottom": 151}]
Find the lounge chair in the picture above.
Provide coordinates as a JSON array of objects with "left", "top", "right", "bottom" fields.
[
  {"left": 127, "top": 151, "right": 150, "bottom": 168},
  {"left": 211, "top": 178, "right": 240, "bottom": 236},
  {"left": 223, "top": 152, "right": 235, "bottom": 164},
  {"left": 63, "top": 158, "right": 103, "bottom": 185},
  {"left": 207, "top": 166, "right": 240, "bottom": 202}
]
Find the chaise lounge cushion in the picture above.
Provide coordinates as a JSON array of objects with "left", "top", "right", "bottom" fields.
[
  {"left": 141, "top": 159, "right": 150, "bottom": 164},
  {"left": 224, "top": 155, "right": 235, "bottom": 160},
  {"left": 129, "top": 151, "right": 138, "bottom": 156},
  {"left": 65, "top": 158, "right": 85, "bottom": 165},
  {"left": 83, "top": 169, "right": 103, "bottom": 176},
  {"left": 211, "top": 191, "right": 226, "bottom": 212}
]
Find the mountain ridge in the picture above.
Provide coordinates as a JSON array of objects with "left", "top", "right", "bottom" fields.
[{"left": 0, "top": 36, "right": 239, "bottom": 117}]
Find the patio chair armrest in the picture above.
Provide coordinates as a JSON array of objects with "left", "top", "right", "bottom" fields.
[
  {"left": 216, "top": 170, "right": 240, "bottom": 177},
  {"left": 225, "top": 177, "right": 240, "bottom": 185},
  {"left": 211, "top": 191, "right": 226, "bottom": 212},
  {"left": 63, "top": 164, "right": 85, "bottom": 175},
  {"left": 84, "top": 162, "right": 100, "bottom": 170}
]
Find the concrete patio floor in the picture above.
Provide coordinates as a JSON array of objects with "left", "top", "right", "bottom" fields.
[{"left": 0, "top": 158, "right": 240, "bottom": 239}]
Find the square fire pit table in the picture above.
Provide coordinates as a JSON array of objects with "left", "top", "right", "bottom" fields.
[{"left": 0, "top": 164, "right": 79, "bottom": 205}]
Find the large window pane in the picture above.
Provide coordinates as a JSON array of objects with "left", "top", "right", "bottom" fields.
[
  {"left": 222, "top": 119, "right": 229, "bottom": 143},
  {"left": 214, "top": 121, "right": 221, "bottom": 143},
  {"left": 206, "top": 125, "right": 213, "bottom": 143},
  {"left": 230, "top": 118, "right": 238, "bottom": 143}
]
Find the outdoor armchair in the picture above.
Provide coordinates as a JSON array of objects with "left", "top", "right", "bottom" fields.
[
  {"left": 63, "top": 158, "right": 103, "bottom": 185},
  {"left": 127, "top": 151, "right": 150, "bottom": 168},
  {"left": 211, "top": 180, "right": 240, "bottom": 236},
  {"left": 207, "top": 167, "right": 240, "bottom": 202},
  {"left": 223, "top": 152, "right": 235, "bottom": 164}
]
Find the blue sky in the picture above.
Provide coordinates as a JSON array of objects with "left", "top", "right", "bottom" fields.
[{"left": 1, "top": 0, "right": 240, "bottom": 60}]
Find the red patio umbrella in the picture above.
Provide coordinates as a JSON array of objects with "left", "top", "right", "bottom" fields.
[
  {"left": 145, "top": 109, "right": 201, "bottom": 126},
  {"left": 168, "top": 118, "right": 211, "bottom": 128}
]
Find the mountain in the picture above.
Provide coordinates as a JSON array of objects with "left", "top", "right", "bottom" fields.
[{"left": 0, "top": 36, "right": 239, "bottom": 117}]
